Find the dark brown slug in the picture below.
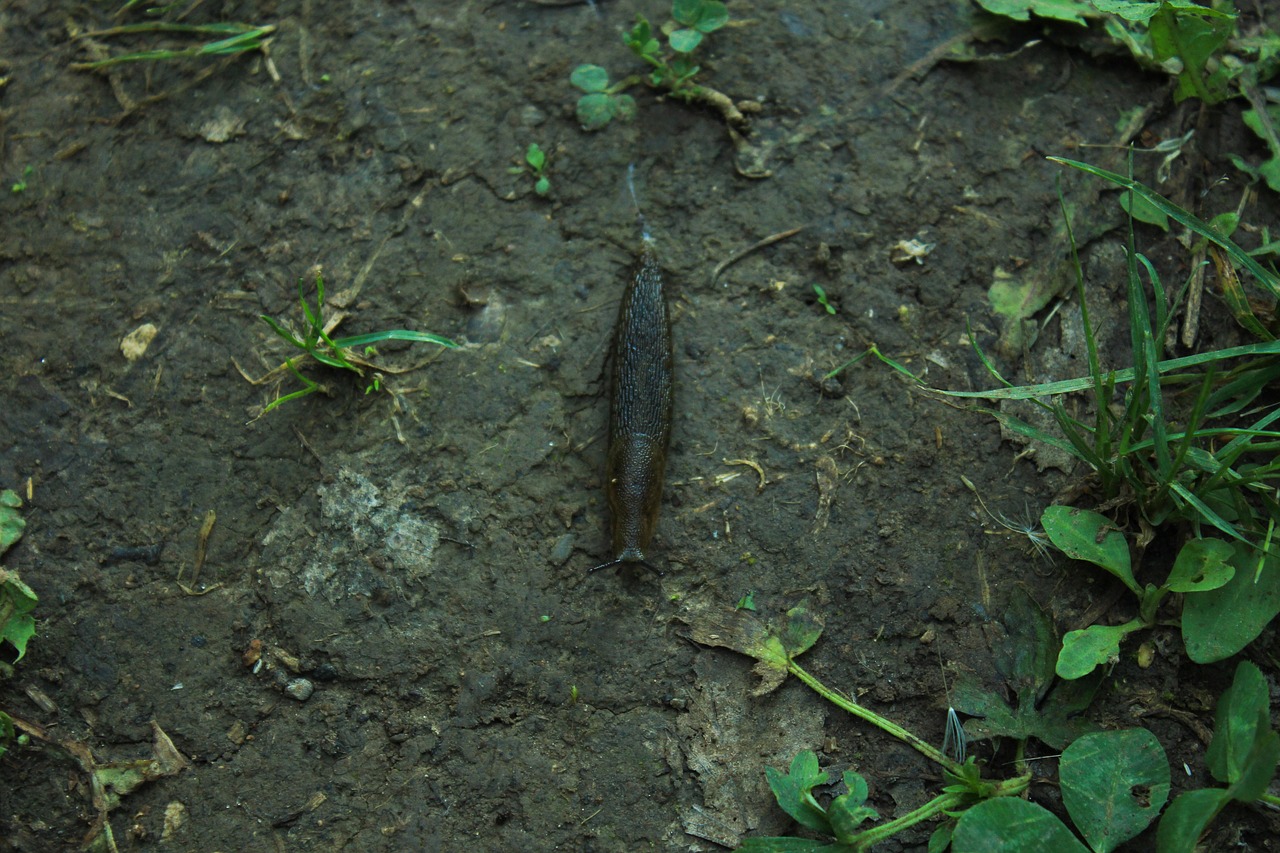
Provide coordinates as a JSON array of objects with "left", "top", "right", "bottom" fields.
[{"left": 590, "top": 240, "right": 673, "bottom": 572}]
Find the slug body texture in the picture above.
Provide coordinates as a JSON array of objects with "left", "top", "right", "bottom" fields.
[{"left": 601, "top": 243, "right": 674, "bottom": 568}]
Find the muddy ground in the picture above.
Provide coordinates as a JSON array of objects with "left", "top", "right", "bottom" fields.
[{"left": 1, "top": 1, "right": 1277, "bottom": 850}]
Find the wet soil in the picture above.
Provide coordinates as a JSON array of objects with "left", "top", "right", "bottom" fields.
[{"left": 1, "top": 1, "right": 1278, "bottom": 851}]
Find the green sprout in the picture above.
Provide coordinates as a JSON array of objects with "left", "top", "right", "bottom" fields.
[
  {"left": 570, "top": 64, "right": 637, "bottom": 132},
  {"left": 10, "top": 165, "right": 32, "bottom": 194},
  {"left": 252, "top": 273, "right": 457, "bottom": 416},
  {"left": 570, "top": 0, "right": 743, "bottom": 131},
  {"left": 508, "top": 142, "right": 551, "bottom": 196},
  {"left": 812, "top": 284, "right": 836, "bottom": 315}
]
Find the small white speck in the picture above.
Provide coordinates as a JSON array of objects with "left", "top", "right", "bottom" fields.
[
  {"left": 1183, "top": 763, "right": 1192, "bottom": 776},
  {"left": 171, "top": 682, "right": 184, "bottom": 691}
]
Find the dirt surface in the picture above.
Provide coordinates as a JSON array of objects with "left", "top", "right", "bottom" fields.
[{"left": 2, "top": 1, "right": 1278, "bottom": 851}]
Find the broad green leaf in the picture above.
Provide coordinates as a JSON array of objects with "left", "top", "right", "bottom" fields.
[
  {"left": 576, "top": 93, "right": 616, "bottom": 131},
  {"left": 695, "top": 1, "right": 730, "bottom": 33},
  {"left": 668, "top": 28, "right": 704, "bottom": 54},
  {"left": 1060, "top": 729, "right": 1169, "bottom": 852},
  {"left": 1206, "top": 661, "right": 1270, "bottom": 786},
  {"left": 992, "top": 588, "right": 1057, "bottom": 707},
  {"left": 569, "top": 64, "right": 609, "bottom": 93},
  {"left": 1241, "top": 107, "right": 1280, "bottom": 193},
  {"left": 672, "top": 0, "right": 702, "bottom": 25},
  {"left": 928, "top": 823, "right": 954, "bottom": 853},
  {"left": 828, "top": 769, "right": 878, "bottom": 841},
  {"left": 952, "top": 797, "right": 1090, "bottom": 852},
  {"left": 524, "top": 143, "right": 545, "bottom": 171},
  {"left": 1182, "top": 542, "right": 1280, "bottom": 662},
  {"left": 763, "top": 751, "right": 831, "bottom": 834},
  {"left": 1057, "top": 622, "right": 1140, "bottom": 680},
  {"left": 1226, "top": 724, "right": 1280, "bottom": 804},
  {"left": 1165, "top": 537, "right": 1235, "bottom": 593},
  {"left": 780, "top": 605, "right": 824, "bottom": 659},
  {"left": 1149, "top": 6, "right": 1235, "bottom": 104},
  {"left": 0, "top": 490, "right": 24, "bottom": 555},
  {"left": 986, "top": 264, "right": 1069, "bottom": 355},
  {"left": 0, "top": 571, "right": 38, "bottom": 661},
  {"left": 683, "top": 605, "right": 821, "bottom": 694},
  {"left": 1120, "top": 191, "right": 1169, "bottom": 230},
  {"left": 1042, "top": 506, "right": 1137, "bottom": 593},
  {"left": 955, "top": 607, "right": 1101, "bottom": 749},
  {"left": 1155, "top": 788, "right": 1229, "bottom": 853},
  {"left": 1091, "top": 0, "right": 1161, "bottom": 22},
  {"left": 828, "top": 797, "right": 878, "bottom": 841},
  {"left": 974, "top": 0, "right": 1093, "bottom": 25},
  {"left": 610, "top": 94, "right": 636, "bottom": 122}
]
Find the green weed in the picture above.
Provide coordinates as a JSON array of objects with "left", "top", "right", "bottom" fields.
[
  {"left": 712, "top": 593, "right": 1271, "bottom": 851},
  {"left": 10, "top": 166, "right": 32, "bottom": 194},
  {"left": 508, "top": 143, "right": 551, "bottom": 196},
  {"left": 1157, "top": 661, "right": 1280, "bottom": 849},
  {"left": 973, "top": 1, "right": 1280, "bottom": 192},
  {"left": 571, "top": 0, "right": 743, "bottom": 131},
  {"left": 811, "top": 284, "right": 837, "bottom": 315},
  {"left": 687, "top": 603, "right": 1030, "bottom": 851},
  {"left": 940, "top": 159, "right": 1280, "bottom": 677},
  {"left": 252, "top": 274, "right": 457, "bottom": 417},
  {"left": 0, "top": 488, "right": 34, "bottom": 760}
]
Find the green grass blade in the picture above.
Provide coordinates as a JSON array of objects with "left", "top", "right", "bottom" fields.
[
  {"left": 1048, "top": 156, "right": 1280, "bottom": 302},
  {"left": 1169, "top": 482, "right": 1250, "bottom": 548},
  {"left": 260, "top": 315, "right": 307, "bottom": 351},
  {"left": 938, "top": 341, "right": 1280, "bottom": 400},
  {"left": 334, "top": 330, "right": 459, "bottom": 349},
  {"left": 983, "top": 405, "right": 1093, "bottom": 464},
  {"left": 198, "top": 30, "right": 273, "bottom": 57},
  {"left": 82, "top": 22, "right": 273, "bottom": 38}
]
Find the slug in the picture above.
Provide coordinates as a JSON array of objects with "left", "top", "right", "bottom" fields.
[{"left": 590, "top": 237, "right": 674, "bottom": 572}]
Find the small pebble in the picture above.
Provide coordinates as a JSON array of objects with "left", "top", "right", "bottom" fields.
[
  {"left": 312, "top": 663, "right": 339, "bottom": 682},
  {"left": 549, "top": 533, "right": 576, "bottom": 565},
  {"left": 284, "top": 678, "right": 315, "bottom": 702}
]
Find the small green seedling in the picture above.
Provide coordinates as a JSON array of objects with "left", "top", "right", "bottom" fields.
[
  {"left": 571, "top": 0, "right": 741, "bottom": 131},
  {"left": 252, "top": 273, "right": 457, "bottom": 417},
  {"left": 508, "top": 143, "right": 551, "bottom": 195},
  {"left": 812, "top": 284, "right": 836, "bottom": 315},
  {"left": 10, "top": 166, "right": 32, "bottom": 194},
  {"left": 570, "top": 64, "right": 638, "bottom": 131}
]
